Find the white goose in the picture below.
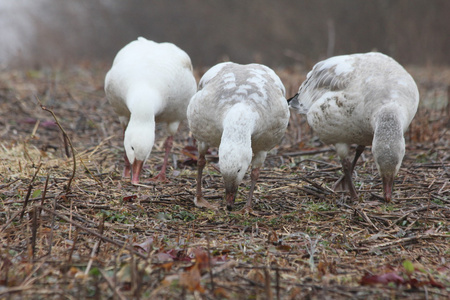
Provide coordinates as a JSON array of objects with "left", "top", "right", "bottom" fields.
[
  {"left": 105, "top": 37, "right": 197, "bottom": 184},
  {"left": 289, "top": 52, "right": 419, "bottom": 202},
  {"left": 188, "top": 62, "right": 290, "bottom": 211}
]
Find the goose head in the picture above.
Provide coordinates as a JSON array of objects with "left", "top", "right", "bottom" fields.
[
  {"left": 219, "top": 142, "right": 252, "bottom": 210},
  {"left": 372, "top": 110, "right": 406, "bottom": 202},
  {"left": 124, "top": 120, "right": 155, "bottom": 184}
]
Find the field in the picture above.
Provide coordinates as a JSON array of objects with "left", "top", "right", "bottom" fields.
[{"left": 0, "top": 62, "right": 449, "bottom": 299}]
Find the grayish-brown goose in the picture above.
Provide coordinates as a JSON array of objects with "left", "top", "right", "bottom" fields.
[
  {"left": 289, "top": 52, "right": 419, "bottom": 202},
  {"left": 188, "top": 62, "right": 290, "bottom": 210}
]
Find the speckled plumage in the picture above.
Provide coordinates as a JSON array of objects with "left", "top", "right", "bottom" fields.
[
  {"left": 105, "top": 37, "right": 197, "bottom": 184},
  {"left": 289, "top": 52, "right": 419, "bottom": 201},
  {"left": 188, "top": 62, "right": 290, "bottom": 210}
]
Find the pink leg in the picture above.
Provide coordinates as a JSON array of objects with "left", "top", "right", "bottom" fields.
[
  {"left": 123, "top": 152, "right": 131, "bottom": 178},
  {"left": 333, "top": 145, "right": 365, "bottom": 200},
  {"left": 196, "top": 152, "right": 206, "bottom": 200},
  {"left": 150, "top": 136, "right": 173, "bottom": 182},
  {"left": 246, "top": 167, "right": 260, "bottom": 209},
  {"left": 193, "top": 150, "right": 217, "bottom": 209},
  {"left": 122, "top": 127, "right": 131, "bottom": 178}
]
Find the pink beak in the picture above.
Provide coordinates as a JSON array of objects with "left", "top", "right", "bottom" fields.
[
  {"left": 131, "top": 160, "right": 144, "bottom": 184},
  {"left": 226, "top": 190, "right": 237, "bottom": 211},
  {"left": 382, "top": 175, "right": 394, "bottom": 202}
]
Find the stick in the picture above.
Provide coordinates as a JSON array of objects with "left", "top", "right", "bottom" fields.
[
  {"left": 99, "top": 268, "right": 127, "bottom": 300},
  {"left": 283, "top": 148, "right": 333, "bottom": 157},
  {"left": 38, "top": 206, "right": 147, "bottom": 259},
  {"left": 37, "top": 96, "right": 76, "bottom": 194},
  {"left": 20, "top": 163, "right": 42, "bottom": 220}
]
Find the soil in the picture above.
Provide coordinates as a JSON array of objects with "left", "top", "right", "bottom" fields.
[{"left": 0, "top": 62, "right": 449, "bottom": 299}]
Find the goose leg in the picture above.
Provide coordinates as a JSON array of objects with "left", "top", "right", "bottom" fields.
[
  {"left": 193, "top": 144, "right": 217, "bottom": 210},
  {"left": 334, "top": 145, "right": 365, "bottom": 199},
  {"left": 239, "top": 152, "right": 266, "bottom": 214},
  {"left": 150, "top": 136, "right": 173, "bottom": 182},
  {"left": 122, "top": 127, "right": 131, "bottom": 178},
  {"left": 238, "top": 167, "right": 261, "bottom": 214},
  {"left": 123, "top": 152, "right": 131, "bottom": 178},
  {"left": 350, "top": 145, "right": 365, "bottom": 173},
  {"left": 341, "top": 157, "right": 358, "bottom": 199}
]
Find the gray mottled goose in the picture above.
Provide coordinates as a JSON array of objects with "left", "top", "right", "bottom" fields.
[
  {"left": 288, "top": 52, "right": 419, "bottom": 202},
  {"left": 105, "top": 37, "right": 197, "bottom": 184},
  {"left": 188, "top": 62, "right": 290, "bottom": 211}
]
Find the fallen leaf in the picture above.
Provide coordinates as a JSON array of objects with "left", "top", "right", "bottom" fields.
[
  {"left": 360, "top": 272, "right": 404, "bottom": 286},
  {"left": 159, "top": 262, "right": 174, "bottom": 272},
  {"left": 133, "top": 237, "right": 154, "bottom": 253},
  {"left": 123, "top": 195, "right": 137, "bottom": 202},
  {"left": 179, "top": 263, "right": 205, "bottom": 293},
  {"left": 402, "top": 260, "right": 414, "bottom": 275},
  {"left": 427, "top": 274, "right": 445, "bottom": 289}
]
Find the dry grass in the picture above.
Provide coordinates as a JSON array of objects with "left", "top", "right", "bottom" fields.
[{"left": 0, "top": 62, "right": 449, "bottom": 299}]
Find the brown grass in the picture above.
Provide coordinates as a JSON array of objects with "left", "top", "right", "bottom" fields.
[{"left": 0, "top": 62, "right": 449, "bottom": 299}]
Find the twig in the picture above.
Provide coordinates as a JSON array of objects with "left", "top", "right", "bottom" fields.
[
  {"left": 339, "top": 203, "right": 379, "bottom": 231},
  {"left": 47, "top": 197, "right": 57, "bottom": 256},
  {"left": 20, "top": 162, "right": 42, "bottom": 220},
  {"left": 358, "top": 208, "right": 379, "bottom": 231},
  {"left": 283, "top": 148, "right": 333, "bottom": 157},
  {"left": 206, "top": 234, "right": 215, "bottom": 292},
  {"left": 38, "top": 205, "right": 147, "bottom": 259},
  {"left": 40, "top": 174, "right": 50, "bottom": 209},
  {"left": 37, "top": 96, "right": 76, "bottom": 194},
  {"left": 275, "top": 268, "right": 280, "bottom": 300},
  {"left": 0, "top": 210, "right": 25, "bottom": 232},
  {"left": 370, "top": 234, "right": 449, "bottom": 252},
  {"left": 67, "top": 229, "right": 78, "bottom": 265},
  {"left": 85, "top": 216, "right": 105, "bottom": 275},
  {"left": 298, "top": 175, "right": 333, "bottom": 194},
  {"left": 299, "top": 186, "right": 325, "bottom": 199},
  {"left": 388, "top": 204, "right": 441, "bottom": 229},
  {"left": 0, "top": 178, "right": 20, "bottom": 189},
  {"left": 78, "top": 156, "right": 103, "bottom": 188},
  {"left": 264, "top": 267, "right": 273, "bottom": 300},
  {"left": 31, "top": 207, "right": 38, "bottom": 260},
  {"left": 99, "top": 268, "right": 127, "bottom": 300}
]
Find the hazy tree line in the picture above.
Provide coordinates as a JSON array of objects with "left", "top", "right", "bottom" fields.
[{"left": 1, "top": 0, "right": 449, "bottom": 68}]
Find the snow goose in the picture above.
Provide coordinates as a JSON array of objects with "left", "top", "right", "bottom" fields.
[
  {"left": 188, "top": 62, "right": 290, "bottom": 211},
  {"left": 288, "top": 52, "right": 419, "bottom": 202},
  {"left": 105, "top": 37, "right": 197, "bottom": 184}
]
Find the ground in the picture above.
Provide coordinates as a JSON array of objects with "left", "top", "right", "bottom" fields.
[{"left": 0, "top": 62, "right": 449, "bottom": 299}]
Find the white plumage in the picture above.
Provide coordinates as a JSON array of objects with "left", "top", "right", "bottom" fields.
[
  {"left": 289, "top": 52, "right": 419, "bottom": 202},
  {"left": 188, "top": 62, "right": 290, "bottom": 211},
  {"left": 105, "top": 37, "right": 197, "bottom": 184}
]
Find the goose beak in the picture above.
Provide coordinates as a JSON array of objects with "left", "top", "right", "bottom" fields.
[
  {"left": 131, "top": 160, "right": 144, "bottom": 184},
  {"left": 286, "top": 93, "right": 299, "bottom": 104},
  {"left": 287, "top": 93, "right": 302, "bottom": 111},
  {"left": 382, "top": 175, "right": 394, "bottom": 202},
  {"left": 225, "top": 190, "right": 237, "bottom": 211}
]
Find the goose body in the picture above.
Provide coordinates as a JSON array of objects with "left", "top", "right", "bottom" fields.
[
  {"left": 105, "top": 37, "right": 197, "bottom": 184},
  {"left": 188, "top": 62, "right": 290, "bottom": 210},
  {"left": 289, "top": 52, "right": 419, "bottom": 201}
]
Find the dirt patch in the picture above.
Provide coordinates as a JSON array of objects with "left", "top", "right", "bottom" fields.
[{"left": 1, "top": 63, "right": 449, "bottom": 299}]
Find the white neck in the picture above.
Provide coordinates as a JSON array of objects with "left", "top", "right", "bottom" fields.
[
  {"left": 127, "top": 86, "right": 163, "bottom": 120},
  {"left": 219, "top": 104, "right": 256, "bottom": 183},
  {"left": 372, "top": 106, "right": 405, "bottom": 176},
  {"left": 221, "top": 104, "right": 257, "bottom": 147}
]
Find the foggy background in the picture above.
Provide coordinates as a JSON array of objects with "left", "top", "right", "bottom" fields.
[{"left": 1, "top": 0, "right": 450, "bottom": 69}]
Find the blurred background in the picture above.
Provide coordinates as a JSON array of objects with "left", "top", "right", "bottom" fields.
[{"left": 1, "top": 0, "right": 450, "bottom": 69}]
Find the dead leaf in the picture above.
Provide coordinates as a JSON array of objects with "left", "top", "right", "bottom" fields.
[
  {"left": 360, "top": 272, "right": 404, "bottom": 286},
  {"left": 179, "top": 263, "right": 205, "bottom": 293},
  {"left": 133, "top": 237, "right": 154, "bottom": 253},
  {"left": 427, "top": 274, "right": 445, "bottom": 289},
  {"left": 123, "top": 194, "right": 137, "bottom": 202}
]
